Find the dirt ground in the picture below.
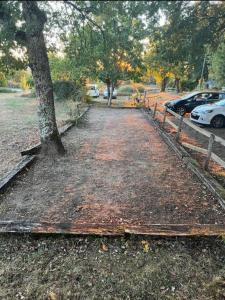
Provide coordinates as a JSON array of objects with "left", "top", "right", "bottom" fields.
[
  {"left": 1, "top": 105, "right": 225, "bottom": 299},
  {"left": 0, "top": 108, "right": 225, "bottom": 235},
  {"left": 0, "top": 92, "right": 69, "bottom": 178}
]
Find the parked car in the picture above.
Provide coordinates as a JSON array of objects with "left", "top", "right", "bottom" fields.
[
  {"left": 87, "top": 84, "right": 100, "bottom": 97},
  {"left": 190, "top": 99, "right": 225, "bottom": 128},
  {"left": 103, "top": 88, "right": 117, "bottom": 99},
  {"left": 165, "top": 91, "right": 225, "bottom": 116}
]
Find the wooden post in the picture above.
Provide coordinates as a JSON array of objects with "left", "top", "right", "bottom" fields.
[
  {"left": 77, "top": 103, "right": 80, "bottom": 116},
  {"left": 148, "top": 98, "right": 150, "bottom": 110},
  {"left": 204, "top": 134, "right": 215, "bottom": 170},
  {"left": 152, "top": 102, "right": 157, "bottom": 119},
  {"left": 144, "top": 91, "right": 147, "bottom": 104},
  {"left": 175, "top": 116, "right": 184, "bottom": 141},
  {"left": 162, "top": 107, "right": 167, "bottom": 129}
]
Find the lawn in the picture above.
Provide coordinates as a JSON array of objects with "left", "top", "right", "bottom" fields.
[{"left": 0, "top": 92, "right": 70, "bottom": 178}]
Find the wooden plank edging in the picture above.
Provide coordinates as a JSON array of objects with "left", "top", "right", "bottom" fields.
[
  {"left": 142, "top": 108, "right": 225, "bottom": 210},
  {"left": 1, "top": 107, "right": 90, "bottom": 192},
  {"left": 0, "top": 155, "right": 36, "bottom": 192},
  {"left": 0, "top": 221, "right": 225, "bottom": 236}
]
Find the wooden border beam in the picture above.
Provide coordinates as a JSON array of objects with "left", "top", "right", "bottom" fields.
[{"left": 0, "top": 221, "right": 225, "bottom": 236}]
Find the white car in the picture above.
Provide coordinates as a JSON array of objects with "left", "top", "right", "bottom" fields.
[
  {"left": 87, "top": 84, "right": 100, "bottom": 97},
  {"left": 190, "top": 99, "right": 225, "bottom": 128},
  {"left": 103, "top": 89, "right": 117, "bottom": 99}
]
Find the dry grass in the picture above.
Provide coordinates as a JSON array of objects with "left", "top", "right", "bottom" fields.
[{"left": 0, "top": 234, "right": 225, "bottom": 299}]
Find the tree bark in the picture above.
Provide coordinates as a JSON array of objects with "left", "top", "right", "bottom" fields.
[
  {"left": 160, "top": 77, "right": 167, "bottom": 92},
  {"left": 22, "top": 1, "right": 65, "bottom": 155},
  {"left": 175, "top": 78, "right": 180, "bottom": 93},
  {"left": 108, "top": 82, "right": 114, "bottom": 107},
  {"left": 106, "top": 80, "right": 111, "bottom": 105}
]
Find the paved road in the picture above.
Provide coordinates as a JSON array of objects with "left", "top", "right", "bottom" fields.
[{"left": 0, "top": 107, "right": 225, "bottom": 235}]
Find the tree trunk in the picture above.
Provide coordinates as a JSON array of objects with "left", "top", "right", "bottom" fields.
[
  {"left": 22, "top": 1, "right": 65, "bottom": 155},
  {"left": 106, "top": 81, "right": 111, "bottom": 105},
  {"left": 175, "top": 78, "right": 180, "bottom": 93},
  {"left": 108, "top": 82, "right": 114, "bottom": 107},
  {"left": 160, "top": 77, "right": 167, "bottom": 92}
]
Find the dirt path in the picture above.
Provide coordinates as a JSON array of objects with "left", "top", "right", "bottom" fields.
[{"left": 0, "top": 107, "right": 225, "bottom": 235}]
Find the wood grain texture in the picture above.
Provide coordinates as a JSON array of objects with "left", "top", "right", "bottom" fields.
[{"left": 0, "top": 221, "right": 225, "bottom": 236}]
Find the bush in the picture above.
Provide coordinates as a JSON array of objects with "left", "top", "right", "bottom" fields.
[
  {"left": 53, "top": 80, "right": 76, "bottom": 100},
  {"left": 137, "top": 86, "right": 145, "bottom": 93},
  {"left": 180, "top": 80, "right": 198, "bottom": 91},
  {"left": 20, "top": 75, "right": 30, "bottom": 90},
  {"left": 117, "top": 85, "right": 134, "bottom": 95},
  {"left": 0, "top": 72, "right": 8, "bottom": 87},
  {"left": 53, "top": 80, "right": 88, "bottom": 102}
]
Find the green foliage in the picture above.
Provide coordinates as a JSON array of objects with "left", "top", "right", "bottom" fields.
[
  {"left": 53, "top": 80, "right": 76, "bottom": 100},
  {"left": 144, "top": 1, "right": 225, "bottom": 91},
  {"left": 210, "top": 42, "right": 225, "bottom": 88},
  {"left": 0, "top": 2, "right": 27, "bottom": 75},
  {"left": 63, "top": 1, "right": 151, "bottom": 88},
  {"left": 53, "top": 80, "right": 87, "bottom": 102},
  {"left": 117, "top": 85, "right": 134, "bottom": 95},
  {"left": 49, "top": 55, "right": 82, "bottom": 82},
  {"left": 9, "top": 70, "right": 32, "bottom": 90},
  {"left": 0, "top": 72, "right": 8, "bottom": 87},
  {"left": 180, "top": 80, "right": 198, "bottom": 91}
]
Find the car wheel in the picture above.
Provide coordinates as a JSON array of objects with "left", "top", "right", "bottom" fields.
[
  {"left": 211, "top": 115, "right": 225, "bottom": 128},
  {"left": 176, "top": 106, "right": 186, "bottom": 116}
]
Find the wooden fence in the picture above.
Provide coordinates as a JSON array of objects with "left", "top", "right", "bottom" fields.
[{"left": 141, "top": 93, "right": 225, "bottom": 171}]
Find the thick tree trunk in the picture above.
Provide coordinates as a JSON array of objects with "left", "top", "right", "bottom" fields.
[
  {"left": 160, "top": 77, "right": 167, "bottom": 92},
  {"left": 22, "top": 1, "right": 65, "bottom": 155}
]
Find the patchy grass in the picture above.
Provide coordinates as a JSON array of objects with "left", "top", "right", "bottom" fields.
[
  {"left": 0, "top": 235, "right": 225, "bottom": 299},
  {"left": 0, "top": 93, "right": 71, "bottom": 177}
]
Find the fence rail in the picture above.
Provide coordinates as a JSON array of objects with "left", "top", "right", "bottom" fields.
[{"left": 141, "top": 93, "right": 225, "bottom": 171}]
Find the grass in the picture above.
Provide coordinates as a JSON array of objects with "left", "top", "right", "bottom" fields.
[
  {"left": 0, "top": 92, "right": 74, "bottom": 177},
  {"left": 0, "top": 234, "right": 225, "bottom": 299},
  {"left": 0, "top": 93, "right": 70, "bottom": 129}
]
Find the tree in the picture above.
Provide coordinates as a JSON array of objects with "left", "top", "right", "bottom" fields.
[
  {"left": 1, "top": 1, "right": 65, "bottom": 155},
  {"left": 22, "top": 1, "right": 65, "bottom": 154},
  {"left": 144, "top": 0, "right": 225, "bottom": 92},
  {"left": 210, "top": 42, "right": 225, "bottom": 88},
  {"left": 63, "top": 1, "right": 153, "bottom": 105}
]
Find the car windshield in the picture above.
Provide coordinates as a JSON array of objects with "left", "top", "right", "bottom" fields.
[
  {"left": 215, "top": 99, "right": 225, "bottom": 106},
  {"left": 181, "top": 92, "right": 199, "bottom": 100}
]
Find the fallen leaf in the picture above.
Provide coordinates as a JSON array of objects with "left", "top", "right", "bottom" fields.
[
  {"left": 101, "top": 243, "right": 109, "bottom": 252},
  {"left": 48, "top": 291, "right": 58, "bottom": 300},
  {"left": 141, "top": 240, "right": 150, "bottom": 253}
]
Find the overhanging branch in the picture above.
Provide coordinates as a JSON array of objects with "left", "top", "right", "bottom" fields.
[{"left": 63, "top": 0, "right": 106, "bottom": 50}]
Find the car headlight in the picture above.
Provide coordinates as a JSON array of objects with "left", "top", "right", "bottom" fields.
[{"left": 202, "top": 109, "right": 214, "bottom": 114}]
